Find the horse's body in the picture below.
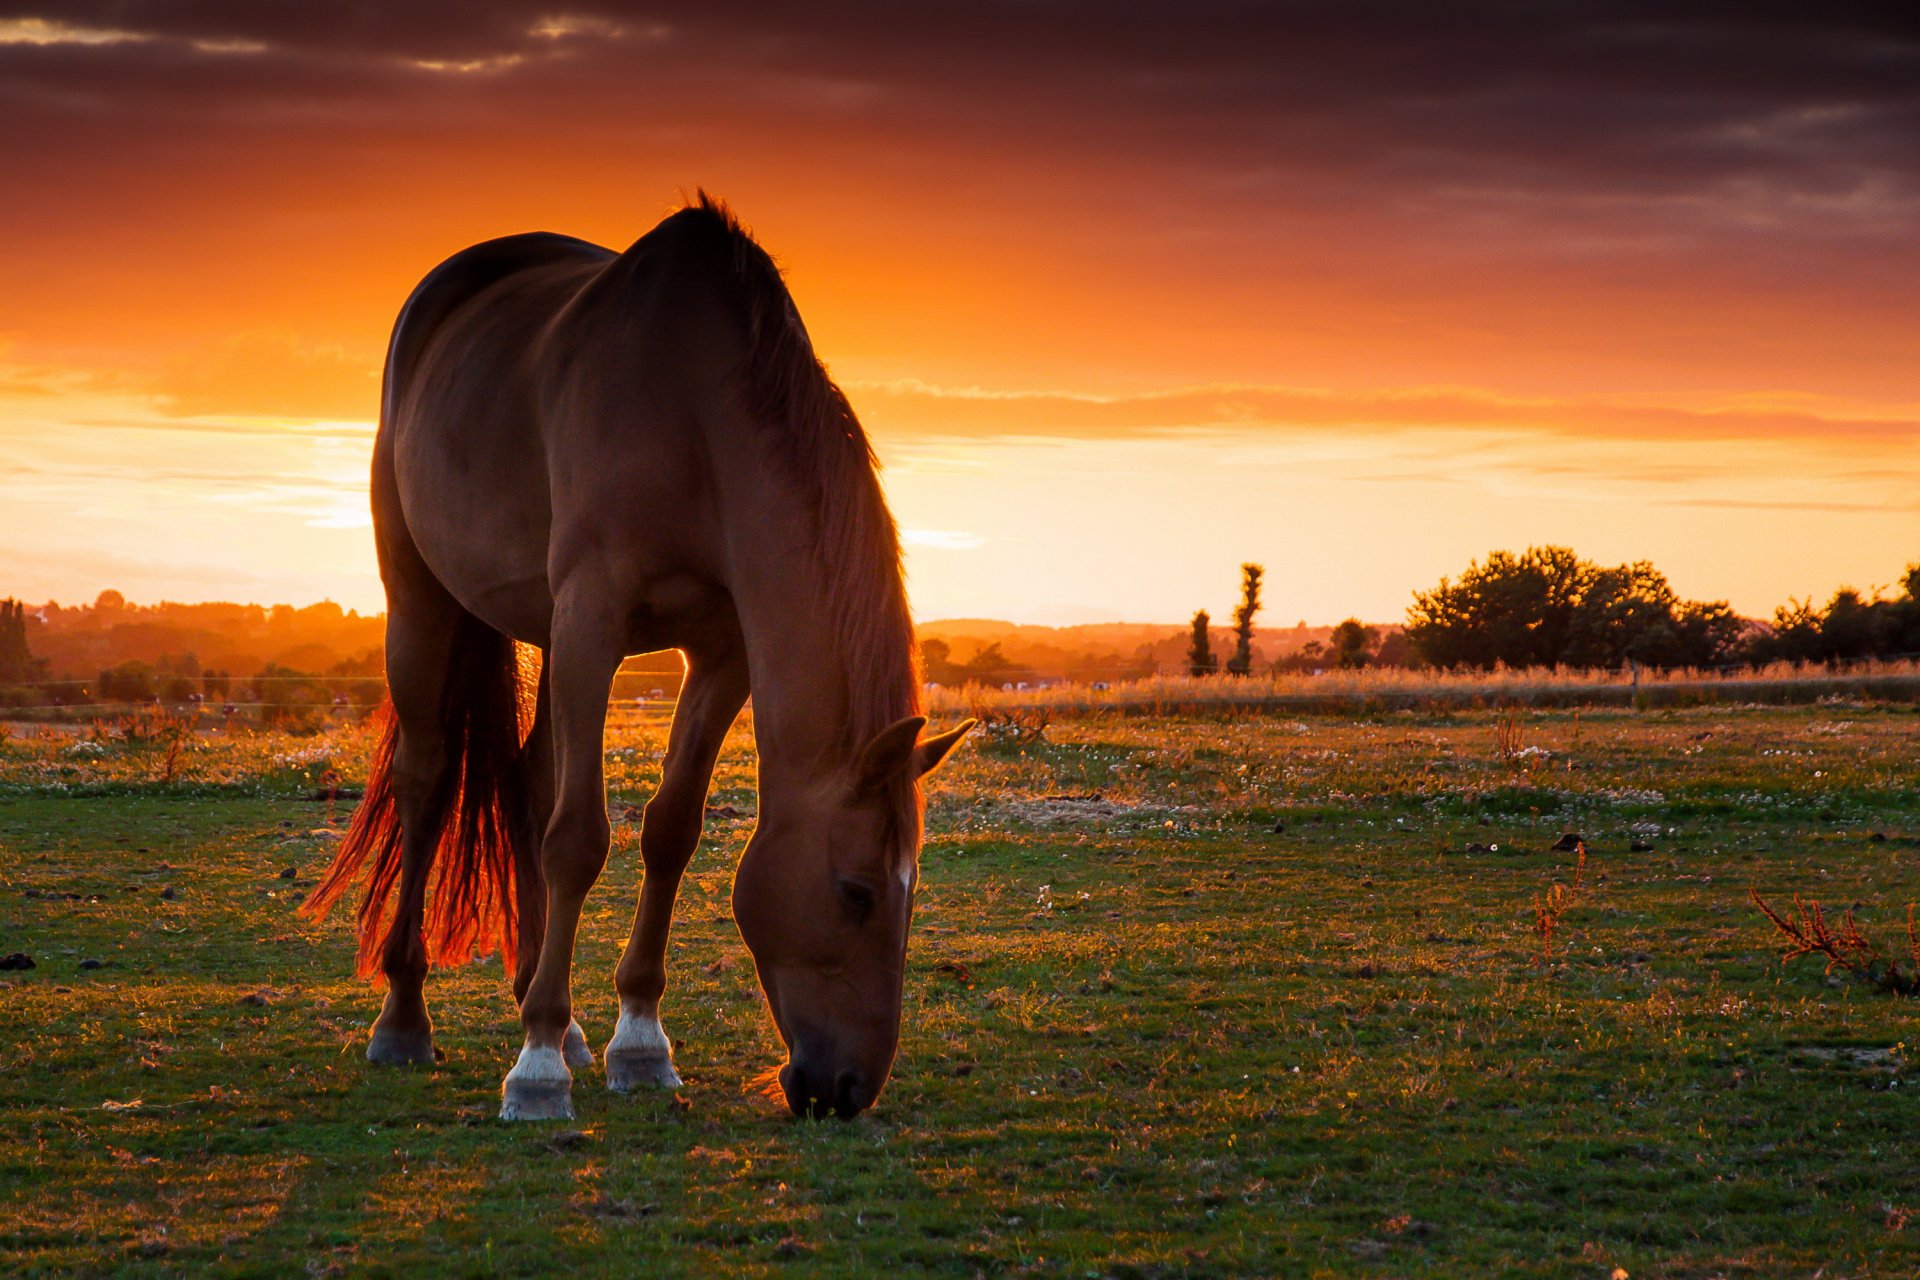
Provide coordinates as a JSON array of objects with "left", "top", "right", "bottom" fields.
[{"left": 306, "top": 198, "right": 970, "bottom": 1120}]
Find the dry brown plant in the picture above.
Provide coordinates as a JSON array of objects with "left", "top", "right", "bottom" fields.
[
  {"left": 1533, "top": 881, "right": 1573, "bottom": 961},
  {"left": 1750, "top": 889, "right": 1920, "bottom": 997},
  {"left": 1492, "top": 706, "right": 1525, "bottom": 769},
  {"left": 967, "top": 696, "right": 1051, "bottom": 745},
  {"left": 1532, "top": 838, "right": 1589, "bottom": 963}
]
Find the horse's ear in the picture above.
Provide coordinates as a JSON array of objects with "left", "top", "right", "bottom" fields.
[
  {"left": 912, "top": 719, "right": 976, "bottom": 779},
  {"left": 855, "top": 716, "right": 927, "bottom": 793}
]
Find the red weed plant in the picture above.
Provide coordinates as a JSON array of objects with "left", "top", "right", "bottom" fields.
[
  {"left": 1750, "top": 889, "right": 1920, "bottom": 997},
  {"left": 1531, "top": 838, "right": 1589, "bottom": 963}
]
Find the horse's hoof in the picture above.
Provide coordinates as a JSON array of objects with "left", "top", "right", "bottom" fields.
[
  {"left": 366, "top": 1025, "right": 435, "bottom": 1066},
  {"left": 605, "top": 1049, "right": 682, "bottom": 1092},
  {"left": 500, "top": 1078, "right": 575, "bottom": 1121},
  {"left": 561, "top": 1019, "right": 594, "bottom": 1071},
  {"left": 604, "top": 1011, "right": 680, "bottom": 1091},
  {"left": 500, "top": 1045, "right": 574, "bottom": 1121}
]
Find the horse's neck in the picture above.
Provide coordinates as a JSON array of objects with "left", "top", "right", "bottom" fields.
[
  {"left": 739, "top": 590, "right": 852, "bottom": 786},
  {"left": 715, "top": 440, "right": 913, "bottom": 794},
  {"left": 723, "top": 500, "right": 860, "bottom": 789}
]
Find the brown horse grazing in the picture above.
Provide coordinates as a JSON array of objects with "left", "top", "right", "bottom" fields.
[{"left": 303, "top": 195, "right": 972, "bottom": 1121}]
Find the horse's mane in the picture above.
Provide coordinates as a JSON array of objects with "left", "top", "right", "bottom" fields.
[{"left": 683, "top": 192, "right": 924, "bottom": 837}]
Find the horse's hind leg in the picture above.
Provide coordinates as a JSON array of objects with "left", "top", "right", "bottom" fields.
[
  {"left": 606, "top": 643, "right": 748, "bottom": 1091},
  {"left": 366, "top": 591, "right": 462, "bottom": 1065},
  {"left": 500, "top": 595, "right": 623, "bottom": 1120},
  {"left": 512, "top": 660, "right": 593, "bottom": 1070}
]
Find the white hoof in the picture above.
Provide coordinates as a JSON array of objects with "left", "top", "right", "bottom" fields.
[
  {"left": 500, "top": 1044, "right": 574, "bottom": 1121},
  {"left": 604, "top": 1010, "right": 682, "bottom": 1092},
  {"left": 562, "top": 1019, "right": 594, "bottom": 1070}
]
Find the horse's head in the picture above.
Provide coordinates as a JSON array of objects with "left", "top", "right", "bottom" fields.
[{"left": 732, "top": 715, "right": 973, "bottom": 1118}]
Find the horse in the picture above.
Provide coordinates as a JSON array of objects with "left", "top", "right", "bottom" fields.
[{"left": 303, "top": 194, "right": 973, "bottom": 1121}]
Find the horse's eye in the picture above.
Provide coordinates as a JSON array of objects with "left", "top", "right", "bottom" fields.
[{"left": 836, "top": 877, "right": 877, "bottom": 923}]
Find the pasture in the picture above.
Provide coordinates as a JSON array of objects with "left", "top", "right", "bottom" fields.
[{"left": 2, "top": 702, "right": 1917, "bottom": 1276}]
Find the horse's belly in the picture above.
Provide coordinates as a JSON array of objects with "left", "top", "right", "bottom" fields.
[{"left": 393, "top": 419, "right": 557, "bottom": 646}]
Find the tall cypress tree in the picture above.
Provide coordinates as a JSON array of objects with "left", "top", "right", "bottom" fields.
[
  {"left": 1186, "top": 610, "right": 1218, "bottom": 677},
  {"left": 0, "top": 599, "right": 44, "bottom": 683},
  {"left": 1226, "top": 564, "right": 1263, "bottom": 675}
]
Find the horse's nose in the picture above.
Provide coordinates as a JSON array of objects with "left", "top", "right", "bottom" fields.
[
  {"left": 779, "top": 1061, "right": 871, "bottom": 1119},
  {"left": 832, "top": 1069, "right": 873, "bottom": 1118},
  {"left": 778, "top": 1061, "right": 829, "bottom": 1119}
]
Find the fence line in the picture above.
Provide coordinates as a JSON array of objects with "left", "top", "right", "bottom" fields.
[
  {"left": 10, "top": 656, "right": 1920, "bottom": 724},
  {"left": 0, "top": 701, "right": 683, "bottom": 727}
]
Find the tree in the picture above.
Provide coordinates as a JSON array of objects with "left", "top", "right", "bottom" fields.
[
  {"left": 1671, "top": 600, "right": 1748, "bottom": 668},
  {"left": 1372, "top": 629, "right": 1417, "bottom": 668},
  {"left": 919, "top": 638, "right": 966, "bottom": 685},
  {"left": 1818, "top": 588, "right": 1879, "bottom": 663},
  {"left": 1328, "top": 618, "right": 1377, "bottom": 669},
  {"left": 1187, "top": 610, "right": 1218, "bottom": 677},
  {"left": 1887, "top": 564, "right": 1920, "bottom": 655},
  {"left": 1406, "top": 545, "right": 1741, "bottom": 671},
  {"left": 251, "top": 662, "right": 328, "bottom": 727},
  {"left": 961, "top": 643, "right": 1019, "bottom": 685},
  {"left": 0, "top": 599, "right": 46, "bottom": 684},
  {"left": 97, "top": 660, "right": 157, "bottom": 704},
  {"left": 1562, "top": 561, "right": 1679, "bottom": 668},
  {"left": 1226, "top": 563, "right": 1263, "bottom": 675},
  {"left": 1755, "top": 597, "right": 1824, "bottom": 664},
  {"left": 1407, "top": 546, "right": 1590, "bottom": 670},
  {"left": 1739, "top": 568, "right": 1920, "bottom": 667}
]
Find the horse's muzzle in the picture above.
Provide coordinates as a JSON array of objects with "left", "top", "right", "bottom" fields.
[{"left": 779, "top": 1061, "right": 873, "bottom": 1120}]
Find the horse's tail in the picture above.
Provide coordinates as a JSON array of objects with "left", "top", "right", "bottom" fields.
[{"left": 301, "top": 615, "right": 539, "bottom": 981}]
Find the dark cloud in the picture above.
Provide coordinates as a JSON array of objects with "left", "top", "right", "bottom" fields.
[{"left": 3, "top": 2, "right": 1915, "bottom": 221}]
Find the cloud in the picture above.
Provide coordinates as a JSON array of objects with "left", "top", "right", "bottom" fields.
[
  {"left": 151, "top": 332, "right": 380, "bottom": 420},
  {"left": 848, "top": 378, "right": 1920, "bottom": 448},
  {"left": 10, "top": 346, "right": 1916, "bottom": 458},
  {"left": 0, "top": 16, "right": 149, "bottom": 45},
  {"left": 900, "top": 528, "right": 985, "bottom": 550}
]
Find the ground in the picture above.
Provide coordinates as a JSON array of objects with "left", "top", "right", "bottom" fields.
[{"left": 0, "top": 703, "right": 1916, "bottom": 1277}]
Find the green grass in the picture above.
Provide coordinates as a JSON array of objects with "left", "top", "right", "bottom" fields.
[{"left": 1, "top": 704, "right": 1917, "bottom": 1276}]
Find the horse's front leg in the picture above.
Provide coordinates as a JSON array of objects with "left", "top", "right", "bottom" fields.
[
  {"left": 500, "top": 603, "right": 622, "bottom": 1121},
  {"left": 606, "top": 645, "right": 750, "bottom": 1091}
]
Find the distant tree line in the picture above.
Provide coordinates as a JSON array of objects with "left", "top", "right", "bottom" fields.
[
  {"left": 0, "top": 590, "right": 390, "bottom": 714},
  {"left": 1190, "top": 563, "right": 1425, "bottom": 674},
  {"left": 921, "top": 638, "right": 1032, "bottom": 687},
  {"left": 1405, "top": 546, "right": 1920, "bottom": 671},
  {"left": 1748, "top": 572, "right": 1920, "bottom": 665},
  {"left": 60, "top": 654, "right": 383, "bottom": 719}
]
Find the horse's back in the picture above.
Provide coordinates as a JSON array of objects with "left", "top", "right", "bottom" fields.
[
  {"left": 381, "top": 214, "right": 758, "bottom": 650},
  {"left": 384, "top": 232, "right": 612, "bottom": 421},
  {"left": 380, "top": 232, "right": 617, "bottom": 642}
]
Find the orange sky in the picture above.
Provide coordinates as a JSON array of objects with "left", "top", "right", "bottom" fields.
[{"left": 2, "top": 6, "right": 1916, "bottom": 625}]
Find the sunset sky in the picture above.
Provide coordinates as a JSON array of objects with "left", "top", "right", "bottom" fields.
[{"left": 1, "top": 4, "right": 1915, "bottom": 626}]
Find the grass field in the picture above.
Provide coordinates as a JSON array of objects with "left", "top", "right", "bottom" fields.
[{"left": 2, "top": 702, "right": 1917, "bottom": 1276}]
